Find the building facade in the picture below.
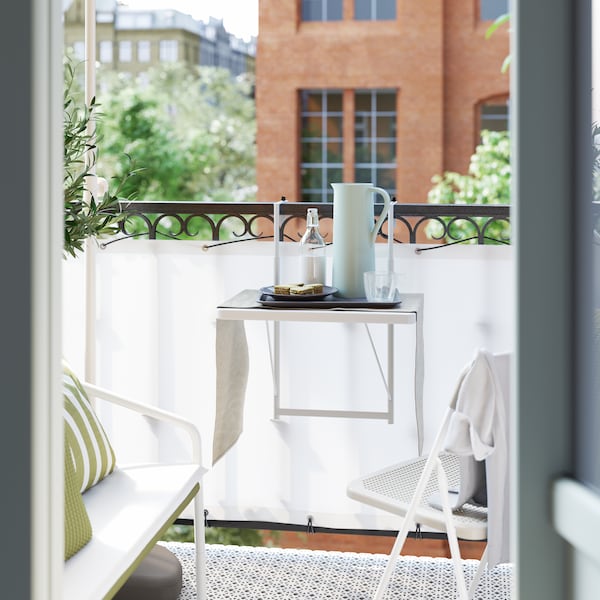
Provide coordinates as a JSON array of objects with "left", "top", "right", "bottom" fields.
[
  {"left": 256, "top": 0, "right": 509, "bottom": 203},
  {"left": 64, "top": 0, "right": 256, "bottom": 79}
]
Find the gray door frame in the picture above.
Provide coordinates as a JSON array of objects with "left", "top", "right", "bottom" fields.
[
  {"left": 514, "top": 0, "right": 592, "bottom": 597},
  {"left": 0, "top": 1, "right": 63, "bottom": 598}
]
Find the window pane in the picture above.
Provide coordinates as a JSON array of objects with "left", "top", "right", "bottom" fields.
[
  {"left": 355, "top": 115, "right": 370, "bottom": 137},
  {"left": 326, "top": 141, "right": 343, "bottom": 162},
  {"left": 302, "top": 0, "right": 342, "bottom": 21},
  {"left": 377, "top": 0, "right": 396, "bottom": 19},
  {"left": 302, "top": 116, "right": 324, "bottom": 138},
  {"left": 354, "top": 0, "right": 370, "bottom": 20},
  {"left": 375, "top": 141, "right": 396, "bottom": 162},
  {"left": 302, "top": 0, "right": 322, "bottom": 21},
  {"left": 354, "top": 168, "right": 372, "bottom": 183},
  {"left": 326, "top": 167, "right": 343, "bottom": 184},
  {"left": 481, "top": 102, "right": 509, "bottom": 132},
  {"left": 376, "top": 92, "right": 396, "bottom": 111},
  {"left": 302, "top": 141, "right": 323, "bottom": 163},
  {"left": 355, "top": 0, "right": 396, "bottom": 20},
  {"left": 355, "top": 141, "right": 372, "bottom": 162},
  {"left": 119, "top": 40, "right": 132, "bottom": 62},
  {"left": 327, "top": 92, "right": 343, "bottom": 112},
  {"left": 325, "top": 115, "right": 343, "bottom": 137},
  {"left": 376, "top": 116, "right": 396, "bottom": 137},
  {"left": 375, "top": 168, "right": 395, "bottom": 190},
  {"left": 303, "top": 91, "right": 324, "bottom": 111},
  {"left": 480, "top": 0, "right": 508, "bottom": 21},
  {"left": 159, "top": 40, "right": 178, "bottom": 62},
  {"left": 99, "top": 40, "right": 112, "bottom": 63},
  {"left": 138, "top": 40, "right": 151, "bottom": 62},
  {"left": 301, "top": 167, "right": 323, "bottom": 189},
  {"left": 355, "top": 92, "right": 373, "bottom": 111},
  {"left": 328, "top": 0, "right": 343, "bottom": 20}
]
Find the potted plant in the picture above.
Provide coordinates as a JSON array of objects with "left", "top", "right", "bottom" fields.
[{"left": 63, "top": 57, "right": 136, "bottom": 258}]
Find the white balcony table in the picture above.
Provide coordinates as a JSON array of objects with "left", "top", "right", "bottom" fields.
[{"left": 212, "top": 289, "right": 424, "bottom": 464}]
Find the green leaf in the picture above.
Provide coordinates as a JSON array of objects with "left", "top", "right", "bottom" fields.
[
  {"left": 485, "top": 13, "right": 510, "bottom": 39},
  {"left": 501, "top": 54, "right": 512, "bottom": 74}
]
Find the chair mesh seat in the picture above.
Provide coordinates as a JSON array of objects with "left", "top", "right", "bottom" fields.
[{"left": 349, "top": 453, "right": 488, "bottom": 540}]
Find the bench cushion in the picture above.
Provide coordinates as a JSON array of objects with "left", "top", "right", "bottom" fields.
[
  {"left": 63, "top": 463, "right": 201, "bottom": 600},
  {"left": 63, "top": 361, "right": 116, "bottom": 492},
  {"left": 64, "top": 434, "right": 92, "bottom": 560}
]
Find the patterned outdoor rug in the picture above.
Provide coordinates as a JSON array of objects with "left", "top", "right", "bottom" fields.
[{"left": 160, "top": 542, "right": 514, "bottom": 599}]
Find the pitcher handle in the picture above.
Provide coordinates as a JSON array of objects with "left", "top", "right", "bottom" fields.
[{"left": 369, "top": 186, "right": 392, "bottom": 243}]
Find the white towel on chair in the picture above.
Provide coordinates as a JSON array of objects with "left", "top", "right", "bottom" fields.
[{"left": 443, "top": 349, "right": 510, "bottom": 567}]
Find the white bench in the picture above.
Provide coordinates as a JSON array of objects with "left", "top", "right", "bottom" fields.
[{"left": 64, "top": 383, "right": 207, "bottom": 600}]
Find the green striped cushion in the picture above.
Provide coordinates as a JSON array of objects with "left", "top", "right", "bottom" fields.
[
  {"left": 63, "top": 361, "right": 116, "bottom": 493},
  {"left": 64, "top": 432, "right": 92, "bottom": 560}
]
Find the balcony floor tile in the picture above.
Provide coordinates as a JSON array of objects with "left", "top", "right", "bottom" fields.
[{"left": 160, "top": 541, "right": 514, "bottom": 599}]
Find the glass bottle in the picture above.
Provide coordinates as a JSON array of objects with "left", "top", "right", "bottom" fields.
[{"left": 299, "top": 208, "right": 326, "bottom": 284}]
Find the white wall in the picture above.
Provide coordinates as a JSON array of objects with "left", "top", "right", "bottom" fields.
[{"left": 63, "top": 239, "right": 514, "bottom": 530}]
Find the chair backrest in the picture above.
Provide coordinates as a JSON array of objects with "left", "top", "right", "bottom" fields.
[
  {"left": 443, "top": 349, "right": 511, "bottom": 568},
  {"left": 351, "top": 349, "right": 513, "bottom": 600}
]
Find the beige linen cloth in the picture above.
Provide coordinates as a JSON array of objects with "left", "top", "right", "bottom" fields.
[{"left": 212, "top": 290, "right": 258, "bottom": 464}]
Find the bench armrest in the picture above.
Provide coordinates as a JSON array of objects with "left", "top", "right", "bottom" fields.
[{"left": 82, "top": 382, "right": 203, "bottom": 466}]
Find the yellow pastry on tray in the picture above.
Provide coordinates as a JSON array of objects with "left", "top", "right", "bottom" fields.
[
  {"left": 290, "top": 283, "right": 324, "bottom": 295},
  {"left": 290, "top": 285, "right": 313, "bottom": 295},
  {"left": 273, "top": 284, "right": 292, "bottom": 295},
  {"left": 272, "top": 283, "right": 325, "bottom": 295}
]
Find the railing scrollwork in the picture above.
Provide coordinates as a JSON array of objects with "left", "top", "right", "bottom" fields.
[{"left": 116, "top": 200, "right": 511, "bottom": 246}]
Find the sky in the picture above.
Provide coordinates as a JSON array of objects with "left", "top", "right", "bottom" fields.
[{"left": 121, "top": 0, "right": 258, "bottom": 41}]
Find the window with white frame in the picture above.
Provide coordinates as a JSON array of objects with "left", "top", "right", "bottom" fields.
[
  {"left": 300, "top": 89, "right": 344, "bottom": 202},
  {"left": 354, "top": 89, "right": 397, "bottom": 196},
  {"left": 301, "top": 0, "right": 342, "bottom": 22},
  {"left": 480, "top": 0, "right": 508, "bottom": 21},
  {"left": 354, "top": 0, "right": 396, "bottom": 20},
  {"left": 159, "top": 40, "right": 179, "bottom": 62},
  {"left": 119, "top": 40, "right": 132, "bottom": 63},
  {"left": 137, "top": 40, "right": 151, "bottom": 63},
  {"left": 99, "top": 40, "right": 113, "bottom": 64}
]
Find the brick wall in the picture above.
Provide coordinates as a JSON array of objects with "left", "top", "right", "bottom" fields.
[
  {"left": 259, "top": 529, "right": 486, "bottom": 559},
  {"left": 256, "top": 0, "right": 509, "bottom": 204}
]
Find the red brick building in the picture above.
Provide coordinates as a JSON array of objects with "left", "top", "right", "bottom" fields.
[{"left": 256, "top": 0, "right": 509, "bottom": 204}]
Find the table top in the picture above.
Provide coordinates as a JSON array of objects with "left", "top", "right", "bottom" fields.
[{"left": 216, "top": 289, "right": 421, "bottom": 325}]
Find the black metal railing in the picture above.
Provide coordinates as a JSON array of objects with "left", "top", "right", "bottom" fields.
[{"left": 116, "top": 200, "right": 511, "bottom": 246}]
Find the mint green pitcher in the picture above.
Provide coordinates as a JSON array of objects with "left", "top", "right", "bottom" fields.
[{"left": 331, "top": 183, "right": 391, "bottom": 298}]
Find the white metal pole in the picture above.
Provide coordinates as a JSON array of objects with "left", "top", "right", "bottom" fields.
[
  {"left": 84, "top": 0, "right": 97, "bottom": 384},
  {"left": 388, "top": 200, "right": 395, "bottom": 273}
]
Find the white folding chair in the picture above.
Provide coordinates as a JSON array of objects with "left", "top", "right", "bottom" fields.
[{"left": 347, "top": 349, "right": 511, "bottom": 600}]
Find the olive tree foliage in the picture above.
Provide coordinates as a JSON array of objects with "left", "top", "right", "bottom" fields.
[
  {"left": 426, "top": 130, "right": 511, "bottom": 244},
  {"left": 96, "top": 63, "right": 256, "bottom": 204},
  {"left": 63, "top": 55, "right": 137, "bottom": 257}
]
